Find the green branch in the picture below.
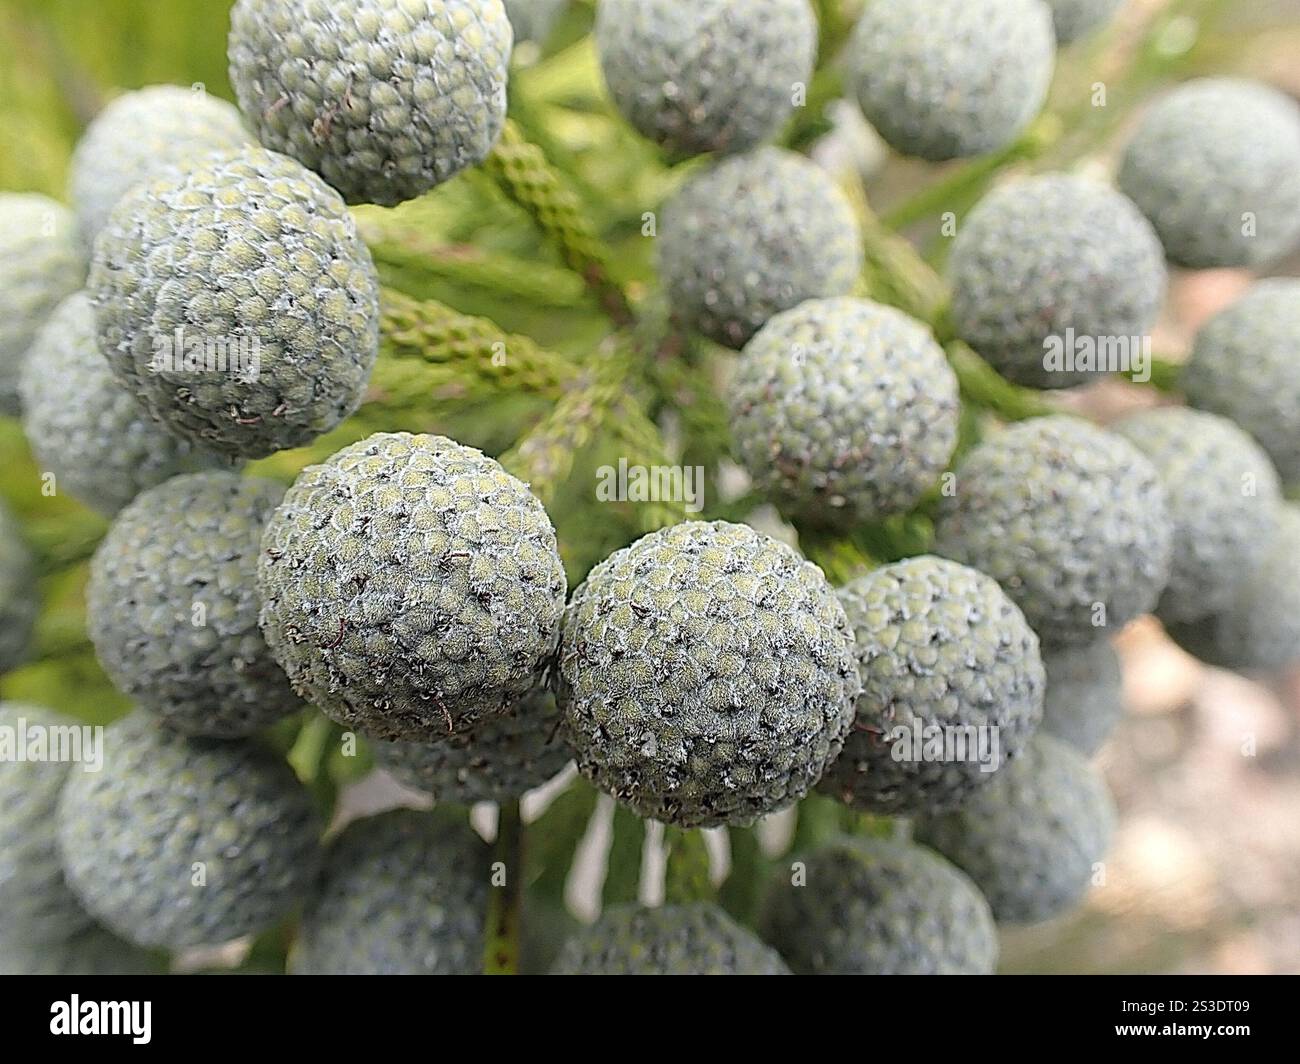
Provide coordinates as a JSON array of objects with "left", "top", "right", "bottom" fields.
[{"left": 481, "top": 120, "right": 636, "bottom": 327}]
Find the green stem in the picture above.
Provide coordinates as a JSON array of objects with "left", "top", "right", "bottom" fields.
[
  {"left": 945, "top": 341, "right": 1053, "bottom": 422},
  {"left": 484, "top": 801, "right": 524, "bottom": 975}
]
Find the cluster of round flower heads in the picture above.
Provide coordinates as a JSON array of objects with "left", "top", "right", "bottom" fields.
[{"left": 5, "top": 0, "right": 1300, "bottom": 979}]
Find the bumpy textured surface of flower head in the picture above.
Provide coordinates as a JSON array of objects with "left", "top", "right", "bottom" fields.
[
  {"left": 820, "top": 556, "right": 1045, "bottom": 815},
  {"left": 949, "top": 174, "right": 1166, "bottom": 388},
  {"left": 916, "top": 735, "right": 1116, "bottom": 924},
  {"left": 0, "top": 193, "right": 84, "bottom": 415},
  {"left": 228, "top": 0, "right": 512, "bottom": 206},
  {"left": 595, "top": 0, "right": 817, "bottom": 159},
  {"left": 57, "top": 713, "right": 321, "bottom": 950},
  {"left": 1182, "top": 279, "right": 1300, "bottom": 486},
  {"left": 1166, "top": 506, "right": 1300, "bottom": 673},
  {"left": 846, "top": 0, "right": 1055, "bottom": 161},
  {"left": 88, "top": 145, "right": 380, "bottom": 459},
  {"left": 291, "top": 809, "right": 489, "bottom": 974},
  {"left": 1115, "top": 408, "right": 1280, "bottom": 624},
  {"left": 658, "top": 148, "right": 862, "bottom": 349},
  {"left": 557, "top": 520, "right": 859, "bottom": 828},
  {"left": 1045, "top": 0, "right": 1123, "bottom": 43},
  {"left": 20, "top": 294, "right": 232, "bottom": 516},
  {"left": 762, "top": 837, "right": 998, "bottom": 974},
  {"left": 0, "top": 704, "right": 96, "bottom": 948},
  {"left": 373, "top": 687, "right": 570, "bottom": 803},
  {"left": 258, "top": 433, "right": 567, "bottom": 742},
  {"left": 68, "top": 85, "right": 252, "bottom": 247},
  {"left": 935, "top": 416, "right": 1173, "bottom": 649},
  {"left": 551, "top": 903, "right": 789, "bottom": 975},
  {"left": 1118, "top": 78, "right": 1300, "bottom": 267},
  {"left": 728, "top": 298, "right": 959, "bottom": 527},
  {"left": 1041, "top": 640, "right": 1123, "bottom": 755},
  {"left": 87, "top": 472, "right": 302, "bottom": 737},
  {"left": 0, "top": 501, "right": 37, "bottom": 675}
]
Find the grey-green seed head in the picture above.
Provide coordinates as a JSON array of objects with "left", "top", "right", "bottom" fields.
[
  {"left": 916, "top": 735, "right": 1116, "bottom": 924},
  {"left": 87, "top": 472, "right": 303, "bottom": 737},
  {"left": 0, "top": 500, "right": 37, "bottom": 675},
  {"left": 762, "top": 837, "right": 998, "bottom": 974},
  {"left": 374, "top": 686, "right": 571, "bottom": 804},
  {"left": 658, "top": 147, "right": 863, "bottom": 349},
  {"left": 291, "top": 809, "right": 489, "bottom": 974},
  {"left": 1045, "top": 0, "right": 1124, "bottom": 43},
  {"left": 504, "top": 0, "right": 567, "bottom": 45},
  {"left": 20, "top": 294, "right": 233, "bottom": 516},
  {"left": 551, "top": 903, "right": 790, "bottom": 975},
  {"left": 846, "top": 0, "right": 1055, "bottom": 161},
  {"left": 1118, "top": 78, "right": 1300, "bottom": 268},
  {"left": 0, "top": 193, "right": 84, "bottom": 415},
  {"left": 258, "top": 432, "right": 567, "bottom": 742},
  {"left": 1041, "top": 639, "right": 1123, "bottom": 755},
  {"left": 68, "top": 84, "right": 252, "bottom": 248},
  {"left": 0, "top": 703, "right": 96, "bottom": 948},
  {"left": 728, "top": 298, "right": 959, "bottom": 527},
  {"left": 935, "top": 415, "right": 1173, "bottom": 649},
  {"left": 557, "top": 520, "right": 859, "bottom": 828},
  {"left": 1182, "top": 279, "right": 1300, "bottom": 486},
  {"left": 820, "top": 556, "right": 1045, "bottom": 815},
  {"left": 228, "top": 0, "right": 512, "bottom": 206},
  {"left": 88, "top": 145, "right": 381, "bottom": 459},
  {"left": 57, "top": 713, "right": 322, "bottom": 950},
  {"left": 1114, "top": 407, "right": 1281, "bottom": 624},
  {"left": 948, "top": 174, "right": 1167, "bottom": 389},
  {"left": 595, "top": 0, "right": 817, "bottom": 159},
  {"left": 1166, "top": 506, "right": 1300, "bottom": 674}
]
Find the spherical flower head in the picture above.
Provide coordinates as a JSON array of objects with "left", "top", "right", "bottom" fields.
[
  {"left": 1183, "top": 278, "right": 1300, "bottom": 487},
  {"left": 57, "top": 713, "right": 321, "bottom": 950},
  {"left": 372, "top": 686, "right": 571, "bottom": 804},
  {"left": 68, "top": 84, "right": 252, "bottom": 248},
  {"left": 846, "top": 0, "right": 1055, "bottom": 161},
  {"left": 658, "top": 147, "right": 863, "bottom": 349},
  {"left": 88, "top": 145, "right": 381, "bottom": 459},
  {"left": 0, "top": 193, "right": 84, "bottom": 415},
  {"left": 916, "top": 735, "right": 1116, "bottom": 924},
  {"left": 0, "top": 501, "right": 38, "bottom": 675},
  {"left": 258, "top": 432, "right": 567, "bottom": 742},
  {"left": 86, "top": 472, "right": 304, "bottom": 738},
  {"left": 728, "top": 297, "right": 959, "bottom": 527},
  {"left": 557, "top": 520, "right": 860, "bottom": 828},
  {"left": 762, "top": 837, "right": 998, "bottom": 974},
  {"left": 1044, "top": 0, "right": 1124, "bottom": 44},
  {"left": 291, "top": 809, "right": 489, "bottom": 974},
  {"left": 820, "top": 555, "right": 1045, "bottom": 815},
  {"left": 1114, "top": 407, "right": 1281, "bottom": 624},
  {"left": 1118, "top": 78, "right": 1300, "bottom": 267},
  {"left": 228, "top": 0, "right": 513, "bottom": 206},
  {"left": 1041, "top": 639, "right": 1123, "bottom": 755},
  {"left": 20, "top": 293, "right": 233, "bottom": 516},
  {"left": 551, "top": 903, "right": 790, "bottom": 975},
  {"left": 934, "top": 415, "right": 1174, "bottom": 649},
  {"left": 948, "top": 174, "right": 1167, "bottom": 389},
  {"left": 595, "top": 0, "right": 817, "bottom": 158}
]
